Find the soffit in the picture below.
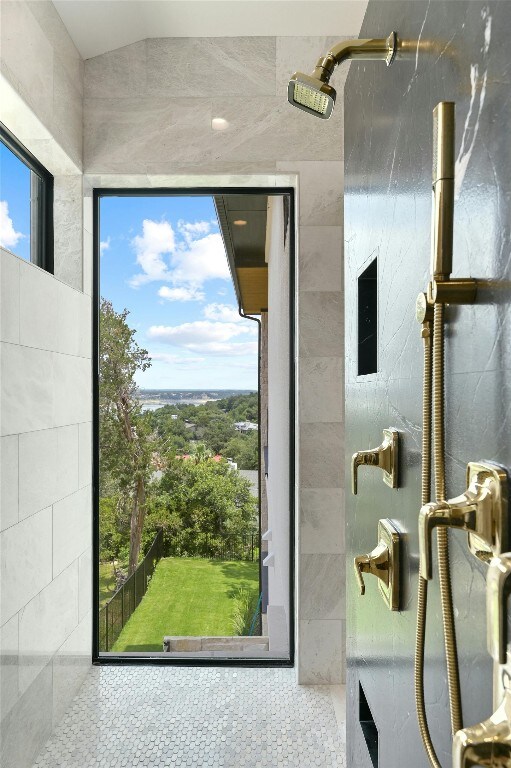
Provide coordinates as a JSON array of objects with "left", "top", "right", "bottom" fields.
[
  {"left": 52, "top": 1, "right": 367, "bottom": 60},
  {"left": 215, "top": 194, "right": 268, "bottom": 315}
]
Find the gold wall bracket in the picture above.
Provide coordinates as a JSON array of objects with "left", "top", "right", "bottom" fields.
[
  {"left": 354, "top": 519, "right": 400, "bottom": 611},
  {"left": 419, "top": 462, "right": 509, "bottom": 580},
  {"left": 452, "top": 688, "right": 511, "bottom": 768},
  {"left": 487, "top": 553, "right": 511, "bottom": 665},
  {"left": 351, "top": 428, "right": 399, "bottom": 495},
  {"left": 427, "top": 277, "right": 478, "bottom": 305}
]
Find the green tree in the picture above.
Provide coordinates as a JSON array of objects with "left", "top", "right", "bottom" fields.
[
  {"left": 99, "top": 299, "right": 154, "bottom": 574},
  {"left": 144, "top": 458, "right": 257, "bottom": 553},
  {"left": 224, "top": 430, "right": 259, "bottom": 470}
]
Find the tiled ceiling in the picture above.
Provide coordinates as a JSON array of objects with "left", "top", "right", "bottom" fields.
[{"left": 52, "top": 0, "right": 367, "bottom": 59}]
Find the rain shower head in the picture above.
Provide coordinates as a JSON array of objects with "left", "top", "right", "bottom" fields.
[
  {"left": 288, "top": 32, "right": 398, "bottom": 119},
  {"left": 287, "top": 72, "right": 336, "bottom": 119}
]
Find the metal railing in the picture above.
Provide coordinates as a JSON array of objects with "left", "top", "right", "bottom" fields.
[
  {"left": 99, "top": 529, "right": 164, "bottom": 652},
  {"left": 165, "top": 532, "right": 259, "bottom": 562}
]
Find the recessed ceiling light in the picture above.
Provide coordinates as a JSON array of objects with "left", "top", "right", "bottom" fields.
[
  {"left": 211, "top": 117, "right": 229, "bottom": 131},
  {"left": 233, "top": 219, "right": 247, "bottom": 226}
]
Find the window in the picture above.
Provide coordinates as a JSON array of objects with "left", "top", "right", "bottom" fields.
[{"left": 0, "top": 123, "right": 53, "bottom": 271}]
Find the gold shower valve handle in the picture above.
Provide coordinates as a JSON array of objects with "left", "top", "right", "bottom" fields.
[
  {"left": 487, "top": 553, "right": 511, "bottom": 665},
  {"left": 353, "top": 519, "right": 400, "bottom": 611},
  {"left": 351, "top": 428, "right": 399, "bottom": 495},
  {"left": 452, "top": 689, "right": 511, "bottom": 768},
  {"left": 419, "top": 462, "right": 509, "bottom": 581}
]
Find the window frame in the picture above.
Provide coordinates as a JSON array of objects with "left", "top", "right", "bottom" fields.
[
  {"left": 0, "top": 122, "right": 54, "bottom": 272},
  {"left": 92, "top": 186, "right": 296, "bottom": 667}
]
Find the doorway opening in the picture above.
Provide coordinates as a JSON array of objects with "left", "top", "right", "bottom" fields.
[{"left": 93, "top": 188, "right": 294, "bottom": 663}]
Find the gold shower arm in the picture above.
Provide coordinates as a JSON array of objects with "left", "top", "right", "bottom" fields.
[{"left": 311, "top": 33, "right": 397, "bottom": 83}]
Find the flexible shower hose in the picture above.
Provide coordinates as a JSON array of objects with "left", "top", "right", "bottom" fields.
[
  {"left": 432, "top": 302, "right": 463, "bottom": 738},
  {"left": 414, "top": 302, "right": 463, "bottom": 768}
]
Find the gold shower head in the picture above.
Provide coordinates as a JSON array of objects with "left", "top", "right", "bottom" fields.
[{"left": 287, "top": 32, "right": 398, "bottom": 119}]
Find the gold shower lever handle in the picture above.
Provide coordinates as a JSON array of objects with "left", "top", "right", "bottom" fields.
[
  {"left": 354, "top": 519, "right": 400, "bottom": 610},
  {"left": 354, "top": 543, "right": 390, "bottom": 596},
  {"left": 452, "top": 689, "right": 511, "bottom": 768},
  {"left": 419, "top": 462, "right": 508, "bottom": 581},
  {"left": 351, "top": 428, "right": 399, "bottom": 495},
  {"left": 487, "top": 553, "right": 511, "bottom": 665}
]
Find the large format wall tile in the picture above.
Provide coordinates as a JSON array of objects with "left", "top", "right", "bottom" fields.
[
  {"left": 52, "top": 486, "right": 91, "bottom": 579},
  {"left": 0, "top": 249, "right": 20, "bottom": 345},
  {"left": 0, "top": 506, "right": 52, "bottom": 624},
  {"left": 298, "top": 619, "right": 345, "bottom": 684},
  {"left": 52, "top": 610, "right": 91, "bottom": 727},
  {"left": 0, "top": 659, "right": 53, "bottom": 768},
  {"left": 78, "top": 422, "right": 92, "bottom": 488},
  {"left": 85, "top": 40, "right": 147, "bottom": 98},
  {"left": 277, "top": 161, "right": 344, "bottom": 226},
  {"left": 0, "top": 614, "right": 19, "bottom": 721},
  {"left": 25, "top": 0, "right": 83, "bottom": 95},
  {"left": 0, "top": 1, "right": 54, "bottom": 130},
  {"left": 18, "top": 425, "right": 79, "bottom": 521},
  {"left": 19, "top": 262, "right": 59, "bottom": 352},
  {"left": 146, "top": 37, "right": 276, "bottom": 97},
  {"left": 299, "top": 554, "right": 345, "bottom": 620},
  {"left": 52, "top": 352, "right": 92, "bottom": 427},
  {"left": 0, "top": 435, "right": 18, "bottom": 532},
  {"left": 298, "top": 291, "right": 344, "bottom": 358},
  {"left": 299, "top": 422, "right": 344, "bottom": 488},
  {"left": 85, "top": 97, "right": 211, "bottom": 171},
  {"left": 211, "top": 96, "right": 343, "bottom": 163},
  {"left": 300, "top": 488, "right": 344, "bottom": 554},
  {"left": 18, "top": 559, "right": 79, "bottom": 694},
  {"left": 54, "top": 176, "right": 84, "bottom": 292},
  {"left": 299, "top": 357, "right": 343, "bottom": 423},
  {"left": 0, "top": 343, "right": 54, "bottom": 435},
  {"left": 298, "top": 226, "right": 343, "bottom": 292}
]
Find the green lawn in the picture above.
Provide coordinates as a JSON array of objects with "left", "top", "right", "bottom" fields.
[
  {"left": 99, "top": 562, "right": 117, "bottom": 607},
  {"left": 112, "top": 557, "right": 259, "bottom": 653}
]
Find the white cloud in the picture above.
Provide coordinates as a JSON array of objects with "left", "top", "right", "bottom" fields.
[
  {"left": 147, "top": 320, "right": 257, "bottom": 355},
  {"left": 0, "top": 200, "right": 24, "bottom": 249},
  {"left": 128, "top": 218, "right": 228, "bottom": 290},
  {"left": 100, "top": 237, "right": 111, "bottom": 255},
  {"left": 177, "top": 219, "right": 211, "bottom": 244},
  {"left": 129, "top": 219, "right": 176, "bottom": 287},
  {"left": 203, "top": 303, "right": 241, "bottom": 323},
  {"left": 158, "top": 286, "right": 205, "bottom": 302},
  {"left": 171, "top": 233, "right": 229, "bottom": 285}
]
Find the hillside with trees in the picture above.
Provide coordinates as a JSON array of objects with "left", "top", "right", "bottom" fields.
[{"left": 99, "top": 301, "right": 259, "bottom": 576}]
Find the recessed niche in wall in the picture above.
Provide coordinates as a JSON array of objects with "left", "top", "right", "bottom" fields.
[
  {"left": 358, "top": 258, "right": 377, "bottom": 376},
  {"left": 359, "top": 681, "right": 379, "bottom": 767}
]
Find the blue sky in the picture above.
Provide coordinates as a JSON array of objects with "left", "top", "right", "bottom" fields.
[
  {"left": 100, "top": 196, "right": 258, "bottom": 390},
  {"left": 0, "top": 141, "right": 31, "bottom": 261}
]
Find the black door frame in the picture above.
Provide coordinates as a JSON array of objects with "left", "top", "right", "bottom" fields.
[{"left": 92, "top": 187, "right": 296, "bottom": 666}]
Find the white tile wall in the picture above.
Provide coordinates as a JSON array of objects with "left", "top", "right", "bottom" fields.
[
  {"left": 0, "top": 506, "right": 53, "bottom": 624},
  {"left": 52, "top": 486, "right": 91, "bottom": 578},
  {"left": 0, "top": 5, "right": 90, "bottom": 761},
  {"left": 0, "top": 435, "right": 19, "bottom": 532},
  {"left": 18, "top": 560, "right": 79, "bottom": 694}
]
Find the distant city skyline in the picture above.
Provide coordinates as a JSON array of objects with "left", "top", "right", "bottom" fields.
[{"left": 99, "top": 195, "right": 258, "bottom": 390}]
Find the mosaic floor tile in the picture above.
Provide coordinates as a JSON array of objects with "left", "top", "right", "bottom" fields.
[{"left": 33, "top": 667, "right": 345, "bottom": 767}]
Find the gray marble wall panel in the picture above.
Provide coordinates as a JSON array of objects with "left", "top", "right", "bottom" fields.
[{"left": 344, "top": 2, "right": 511, "bottom": 765}]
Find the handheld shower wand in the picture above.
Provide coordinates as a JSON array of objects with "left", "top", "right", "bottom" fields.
[{"left": 287, "top": 32, "right": 397, "bottom": 119}]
